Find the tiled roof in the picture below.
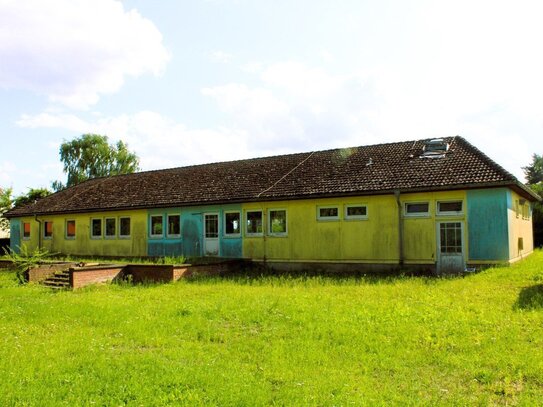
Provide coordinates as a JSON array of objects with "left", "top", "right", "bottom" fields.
[{"left": 5, "top": 136, "right": 540, "bottom": 218}]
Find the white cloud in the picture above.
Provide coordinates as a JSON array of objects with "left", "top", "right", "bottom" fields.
[
  {"left": 208, "top": 50, "right": 233, "bottom": 64},
  {"left": 0, "top": 0, "right": 170, "bottom": 109}
]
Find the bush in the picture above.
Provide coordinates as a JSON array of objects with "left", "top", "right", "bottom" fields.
[{"left": 2, "top": 246, "right": 53, "bottom": 284}]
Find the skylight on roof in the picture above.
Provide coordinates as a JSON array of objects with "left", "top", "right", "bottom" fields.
[{"left": 421, "top": 138, "right": 449, "bottom": 158}]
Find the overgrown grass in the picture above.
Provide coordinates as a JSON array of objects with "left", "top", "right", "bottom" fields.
[{"left": 1, "top": 251, "right": 543, "bottom": 405}]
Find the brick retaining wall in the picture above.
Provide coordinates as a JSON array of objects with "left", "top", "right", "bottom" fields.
[
  {"left": 28, "top": 263, "right": 77, "bottom": 283},
  {"left": 71, "top": 266, "right": 124, "bottom": 289}
]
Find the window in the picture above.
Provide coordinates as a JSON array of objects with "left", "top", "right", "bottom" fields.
[
  {"left": 167, "top": 214, "right": 181, "bottom": 237},
  {"left": 66, "top": 220, "right": 76, "bottom": 239},
  {"left": 205, "top": 214, "right": 219, "bottom": 238},
  {"left": 269, "top": 209, "right": 287, "bottom": 235},
  {"left": 44, "top": 221, "right": 53, "bottom": 238},
  {"left": 515, "top": 200, "right": 520, "bottom": 218},
  {"left": 91, "top": 218, "right": 102, "bottom": 238},
  {"left": 150, "top": 215, "right": 163, "bottom": 237},
  {"left": 246, "top": 210, "right": 263, "bottom": 235},
  {"left": 439, "top": 222, "right": 462, "bottom": 253},
  {"left": 404, "top": 202, "right": 429, "bottom": 217},
  {"left": 119, "top": 217, "right": 131, "bottom": 238},
  {"left": 523, "top": 204, "right": 530, "bottom": 220},
  {"left": 437, "top": 201, "right": 463, "bottom": 216},
  {"left": 224, "top": 211, "right": 241, "bottom": 236},
  {"left": 22, "top": 222, "right": 31, "bottom": 239},
  {"left": 345, "top": 205, "right": 368, "bottom": 220},
  {"left": 105, "top": 218, "right": 116, "bottom": 238},
  {"left": 317, "top": 206, "right": 339, "bottom": 220}
]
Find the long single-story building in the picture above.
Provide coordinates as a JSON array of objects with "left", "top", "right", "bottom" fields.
[{"left": 5, "top": 136, "right": 541, "bottom": 273}]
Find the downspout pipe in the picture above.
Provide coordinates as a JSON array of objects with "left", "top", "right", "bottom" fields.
[
  {"left": 34, "top": 215, "right": 42, "bottom": 250},
  {"left": 394, "top": 190, "right": 404, "bottom": 267}
]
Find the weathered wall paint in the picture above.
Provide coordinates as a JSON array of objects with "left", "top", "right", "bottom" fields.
[
  {"left": 15, "top": 210, "right": 147, "bottom": 257},
  {"left": 467, "top": 188, "right": 509, "bottom": 261},
  {"left": 9, "top": 186, "right": 533, "bottom": 266},
  {"left": 9, "top": 219, "right": 20, "bottom": 252},
  {"left": 508, "top": 190, "right": 534, "bottom": 262},
  {"left": 147, "top": 204, "right": 242, "bottom": 258},
  {"left": 242, "top": 190, "right": 466, "bottom": 264}
]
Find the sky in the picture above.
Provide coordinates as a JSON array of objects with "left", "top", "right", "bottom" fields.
[{"left": 1, "top": 0, "right": 542, "bottom": 196}]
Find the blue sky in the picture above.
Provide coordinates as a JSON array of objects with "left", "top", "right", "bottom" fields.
[{"left": 1, "top": 0, "right": 542, "bottom": 195}]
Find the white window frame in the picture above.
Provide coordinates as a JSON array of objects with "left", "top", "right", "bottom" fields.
[
  {"left": 119, "top": 217, "right": 131, "bottom": 239},
  {"left": 65, "top": 219, "right": 76, "bottom": 240},
  {"left": 224, "top": 211, "right": 241, "bottom": 237},
  {"left": 344, "top": 204, "right": 368, "bottom": 220},
  {"left": 105, "top": 217, "right": 117, "bottom": 239},
  {"left": 150, "top": 215, "right": 164, "bottom": 238},
  {"left": 436, "top": 200, "right": 463, "bottom": 216},
  {"left": 91, "top": 218, "right": 102, "bottom": 239},
  {"left": 317, "top": 205, "right": 340, "bottom": 221},
  {"left": 268, "top": 208, "right": 288, "bottom": 236},
  {"left": 245, "top": 210, "right": 263, "bottom": 236},
  {"left": 166, "top": 214, "right": 181, "bottom": 238},
  {"left": 404, "top": 202, "right": 430, "bottom": 218}
]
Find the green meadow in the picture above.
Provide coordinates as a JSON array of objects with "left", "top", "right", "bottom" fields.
[{"left": 1, "top": 252, "right": 543, "bottom": 406}]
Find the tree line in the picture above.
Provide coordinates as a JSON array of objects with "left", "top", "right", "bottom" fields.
[{"left": 0, "top": 134, "right": 139, "bottom": 231}]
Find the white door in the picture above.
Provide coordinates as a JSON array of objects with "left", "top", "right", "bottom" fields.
[
  {"left": 437, "top": 221, "right": 465, "bottom": 274},
  {"left": 203, "top": 213, "right": 219, "bottom": 256}
]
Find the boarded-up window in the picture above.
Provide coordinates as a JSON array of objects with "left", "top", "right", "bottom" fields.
[
  {"left": 44, "top": 221, "right": 53, "bottom": 238},
  {"left": 66, "top": 220, "right": 76, "bottom": 238},
  {"left": 23, "top": 222, "right": 31, "bottom": 239},
  {"left": 120, "top": 217, "right": 131, "bottom": 237}
]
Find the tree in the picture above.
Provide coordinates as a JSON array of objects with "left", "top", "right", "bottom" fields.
[
  {"left": 530, "top": 182, "right": 543, "bottom": 248},
  {"left": 523, "top": 154, "right": 543, "bottom": 247},
  {"left": 53, "top": 134, "right": 140, "bottom": 190},
  {"left": 12, "top": 188, "right": 51, "bottom": 208},
  {"left": 523, "top": 153, "right": 543, "bottom": 184},
  {"left": 0, "top": 187, "right": 13, "bottom": 232}
]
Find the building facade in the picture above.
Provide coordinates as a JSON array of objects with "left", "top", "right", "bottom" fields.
[{"left": 6, "top": 137, "right": 540, "bottom": 273}]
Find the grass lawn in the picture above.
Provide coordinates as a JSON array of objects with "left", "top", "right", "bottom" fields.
[{"left": 1, "top": 252, "right": 543, "bottom": 406}]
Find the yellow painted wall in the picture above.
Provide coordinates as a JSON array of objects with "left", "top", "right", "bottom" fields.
[
  {"left": 242, "top": 190, "right": 467, "bottom": 264},
  {"left": 508, "top": 190, "right": 534, "bottom": 262},
  {"left": 17, "top": 210, "right": 147, "bottom": 257}
]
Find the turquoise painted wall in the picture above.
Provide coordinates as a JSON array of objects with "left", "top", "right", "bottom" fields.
[
  {"left": 467, "top": 189, "right": 509, "bottom": 261},
  {"left": 9, "top": 219, "right": 20, "bottom": 252},
  {"left": 147, "top": 205, "right": 242, "bottom": 258}
]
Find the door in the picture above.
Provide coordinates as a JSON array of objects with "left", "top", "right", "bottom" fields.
[
  {"left": 437, "top": 221, "right": 465, "bottom": 274},
  {"left": 203, "top": 213, "right": 219, "bottom": 256}
]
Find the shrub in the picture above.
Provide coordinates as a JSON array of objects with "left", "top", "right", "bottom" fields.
[{"left": 2, "top": 246, "right": 54, "bottom": 284}]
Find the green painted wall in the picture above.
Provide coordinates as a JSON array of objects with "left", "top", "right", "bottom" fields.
[
  {"left": 9, "top": 219, "right": 20, "bottom": 252},
  {"left": 147, "top": 204, "right": 242, "bottom": 258},
  {"left": 467, "top": 188, "right": 509, "bottom": 261}
]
